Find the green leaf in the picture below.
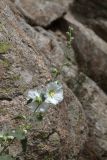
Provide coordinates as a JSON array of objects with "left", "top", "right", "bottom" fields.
[
  {"left": 0, "top": 155, "right": 14, "bottom": 160},
  {"left": 10, "top": 129, "right": 26, "bottom": 140},
  {"left": 51, "top": 67, "right": 60, "bottom": 78},
  {"left": 13, "top": 114, "right": 26, "bottom": 120},
  {"left": 0, "top": 42, "right": 11, "bottom": 54},
  {"left": 35, "top": 112, "right": 43, "bottom": 121},
  {"left": 0, "top": 133, "right": 13, "bottom": 142},
  {"left": 66, "top": 26, "right": 74, "bottom": 48}
]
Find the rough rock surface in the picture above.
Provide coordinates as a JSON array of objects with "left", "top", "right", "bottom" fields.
[
  {"left": 70, "top": 73, "right": 107, "bottom": 160},
  {"left": 71, "top": 0, "right": 107, "bottom": 19},
  {"left": 64, "top": 13, "right": 107, "bottom": 92},
  {"left": 14, "top": 0, "right": 71, "bottom": 27},
  {"left": 18, "top": 18, "right": 79, "bottom": 87},
  {"left": 79, "top": 18, "right": 107, "bottom": 44},
  {"left": 0, "top": 0, "right": 87, "bottom": 159},
  {"left": 70, "top": 0, "right": 107, "bottom": 44},
  {"left": 1, "top": 0, "right": 107, "bottom": 159},
  {"left": 63, "top": 0, "right": 107, "bottom": 159}
]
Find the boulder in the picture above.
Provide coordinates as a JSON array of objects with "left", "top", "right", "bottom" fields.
[
  {"left": 71, "top": 0, "right": 107, "bottom": 19},
  {"left": 84, "top": 19, "right": 107, "bottom": 43},
  {"left": 64, "top": 13, "right": 107, "bottom": 92},
  {"left": 18, "top": 18, "right": 79, "bottom": 85},
  {"left": 14, "top": 0, "right": 71, "bottom": 27},
  {"left": 69, "top": 1, "right": 107, "bottom": 43},
  {"left": 69, "top": 73, "right": 107, "bottom": 159},
  {"left": 0, "top": 0, "right": 87, "bottom": 159}
]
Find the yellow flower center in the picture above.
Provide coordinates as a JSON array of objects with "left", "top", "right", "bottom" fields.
[{"left": 49, "top": 89, "right": 55, "bottom": 97}]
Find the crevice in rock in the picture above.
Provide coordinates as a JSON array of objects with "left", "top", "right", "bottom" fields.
[
  {"left": 0, "top": 97, "right": 12, "bottom": 101},
  {"left": 19, "top": 9, "right": 67, "bottom": 31},
  {"left": 42, "top": 15, "right": 107, "bottom": 94},
  {"left": 0, "top": 92, "right": 23, "bottom": 102},
  {"left": 69, "top": 2, "right": 107, "bottom": 43},
  {"left": 45, "top": 17, "right": 69, "bottom": 34},
  {"left": 72, "top": 39, "right": 107, "bottom": 93},
  {"left": 70, "top": 0, "right": 107, "bottom": 19},
  {"left": 23, "top": 15, "right": 38, "bottom": 27},
  {"left": 89, "top": 24, "right": 107, "bottom": 43}
]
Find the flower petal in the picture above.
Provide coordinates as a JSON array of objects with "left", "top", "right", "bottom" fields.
[
  {"left": 28, "top": 101, "right": 38, "bottom": 112},
  {"left": 45, "top": 81, "right": 63, "bottom": 105},
  {"left": 36, "top": 103, "right": 49, "bottom": 113},
  {"left": 27, "top": 90, "right": 39, "bottom": 100}
]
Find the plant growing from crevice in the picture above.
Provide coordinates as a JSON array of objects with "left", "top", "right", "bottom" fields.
[
  {"left": 0, "top": 80, "right": 63, "bottom": 160},
  {"left": 66, "top": 26, "right": 74, "bottom": 48},
  {"left": 50, "top": 26, "right": 74, "bottom": 81},
  {"left": 0, "top": 26, "right": 74, "bottom": 160}
]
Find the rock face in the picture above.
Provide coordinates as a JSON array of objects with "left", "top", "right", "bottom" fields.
[
  {"left": 71, "top": 73, "right": 107, "bottom": 160},
  {"left": 70, "top": 0, "right": 107, "bottom": 44},
  {"left": 64, "top": 13, "right": 107, "bottom": 92},
  {"left": 0, "top": 8, "right": 50, "bottom": 99},
  {"left": 0, "top": 0, "right": 87, "bottom": 159},
  {"left": 14, "top": 0, "right": 70, "bottom": 27},
  {"left": 64, "top": 1, "right": 107, "bottom": 158},
  {"left": 1, "top": 0, "right": 107, "bottom": 159},
  {"left": 71, "top": 0, "right": 107, "bottom": 19}
]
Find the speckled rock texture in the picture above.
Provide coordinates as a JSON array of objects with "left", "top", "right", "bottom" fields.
[
  {"left": 64, "top": 0, "right": 107, "bottom": 159},
  {"left": 1, "top": 0, "right": 107, "bottom": 159},
  {"left": 67, "top": 72, "right": 107, "bottom": 160},
  {"left": 0, "top": 0, "right": 87, "bottom": 159},
  {"left": 64, "top": 12, "right": 107, "bottom": 92},
  {"left": 14, "top": 0, "right": 71, "bottom": 27},
  {"left": 71, "top": 0, "right": 107, "bottom": 19}
]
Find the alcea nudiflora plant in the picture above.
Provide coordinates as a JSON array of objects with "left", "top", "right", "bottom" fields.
[
  {"left": 0, "top": 80, "right": 63, "bottom": 160},
  {"left": 0, "top": 26, "right": 74, "bottom": 160},
  {"left": 26, "top": 81, "right": 63, "bottom": 118},
  {"left": 49, "top": 26, "right": 74, "bottom": 81}
]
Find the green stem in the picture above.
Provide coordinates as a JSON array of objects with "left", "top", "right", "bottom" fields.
[{"left": 34, "top": 104, "right": 40, "bottom": 113}]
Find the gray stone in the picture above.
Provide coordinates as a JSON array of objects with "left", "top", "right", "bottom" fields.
[
  {"left": 70, "top": 73, "right": 107, "bottom": 159},
  {"left": 71, "top": 0, "right": 107, "bottom": 19},
  {"left": 14, "top": 0, "right": 69, "bottom": 27},
  {"left": 64, "top": 13, "right": 107, "bottom": 92},
  {"left": 0, "top": 0, "right": 87, "bottom": 159}
]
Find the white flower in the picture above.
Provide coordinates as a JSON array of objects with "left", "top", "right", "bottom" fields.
[
  {"left": 26, "top": 89, "right": 49, "bottom": 113},
  {"left": 26, "top": 89, "right": 44, "bottom": 112},
  {"left": 26, "top": 81, "right": 64, "bottom": 113},
  {"left": 45, "top": 81, "right": 63, "bottom": 105},
  {"left": 27, "top": 89, "right": 41, "bottom": 102},
  {"left": 35, "top": 102, "right": 49, "bottom": 113}
]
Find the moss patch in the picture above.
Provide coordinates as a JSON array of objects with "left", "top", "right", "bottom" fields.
[{"left": 0, "top": 42, "right": 11, "bottom": 54}]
